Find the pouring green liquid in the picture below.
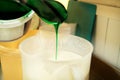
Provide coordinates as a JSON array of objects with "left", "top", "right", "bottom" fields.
[
  {"left": 23, "top": 0, "right": 68, "bottom": 60},
  {"left": 1, "top": 0, "right": 67, "bottom": 60},
  {"left": 54, "top": 23, "right": 60, "bottom": 60}
]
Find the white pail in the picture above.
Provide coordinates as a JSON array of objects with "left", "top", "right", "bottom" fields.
[{"left": 0, "top": 10, "right": 34, "bottom": 41}]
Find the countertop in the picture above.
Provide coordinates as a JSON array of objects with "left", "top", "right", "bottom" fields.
[{"left": 90, "top": 55, "right": 120, "bottom": 80}]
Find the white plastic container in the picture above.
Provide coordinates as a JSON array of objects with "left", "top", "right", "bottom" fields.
[
  {"left": 19, "top": 30, "right": 93, "bottom": 80},
  {"left": 0, "top": 10, "right": 34, "bottom": 41}
]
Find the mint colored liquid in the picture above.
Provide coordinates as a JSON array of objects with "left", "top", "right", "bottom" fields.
[
  {"left": 54, "top": 23, "right": 60, "bottom": 60},
  {"left": 23, "top": 0, "right": 67, "bottom": 60}
]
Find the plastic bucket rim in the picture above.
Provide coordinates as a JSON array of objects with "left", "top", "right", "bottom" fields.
[
  {"left": 19, "top": 33, "right": 94, "bottom": 57},
  {"left": 0, "top": 10, "right": 34, "bottom": 28}
]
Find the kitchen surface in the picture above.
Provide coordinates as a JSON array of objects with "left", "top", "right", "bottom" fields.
[{"left": 90, "top": 56, "right": 120, "bottom": 80}]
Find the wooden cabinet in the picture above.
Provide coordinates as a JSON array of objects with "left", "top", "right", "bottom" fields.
[{"left": 93, "top": 4, "right": 120, "bottom": 69}]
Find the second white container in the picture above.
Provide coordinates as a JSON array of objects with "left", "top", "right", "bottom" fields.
[{"left": 0, "top": 0, "right": 34, "bottom": 41}]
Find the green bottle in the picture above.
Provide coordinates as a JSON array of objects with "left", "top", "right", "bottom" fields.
[{"left": 21, "top": 0, "right": 67, "bottom": 24}]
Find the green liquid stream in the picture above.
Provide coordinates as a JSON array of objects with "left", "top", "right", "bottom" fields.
[{"left": 54, "top": 23, "right": 60, "bottom": 60}]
